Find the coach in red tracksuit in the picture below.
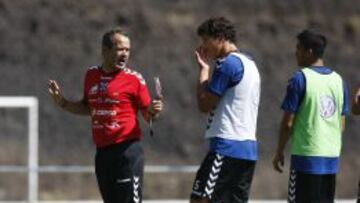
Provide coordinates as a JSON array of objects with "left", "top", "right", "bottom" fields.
[{"left": 48, "top": 28, "right": 163, "bottom": 203}]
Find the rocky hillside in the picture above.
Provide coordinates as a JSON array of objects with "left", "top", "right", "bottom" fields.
[{"left": 0, "top": 0, "right": 359, "bottom": 200}]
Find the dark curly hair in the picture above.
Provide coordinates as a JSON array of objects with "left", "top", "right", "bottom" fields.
[
  {"left": 197, "top": 17, "right": 236, "bottom": 43},
  {"left": 297, "top": 29, "right": 327, "bottom": 58}
]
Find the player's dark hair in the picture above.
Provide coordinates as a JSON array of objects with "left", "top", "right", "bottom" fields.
[
  {"left": 297, "top": 29, "right": 327, "bottom": 58},
  {"left": 197, "top": 17, "right": 236, "bottom": 43},
  {"left": 102, "top": 28, "right": 129, "bottom": 49}
]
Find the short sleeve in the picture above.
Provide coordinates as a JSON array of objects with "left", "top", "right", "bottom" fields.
[
  {"left": 208, "top": 55, "right": 244, "bottom": 97},
  {"left": 136, "top": 78, "right": 151, "bottom": 109},
  {"left": 281, "top": 70, "right": 306, "bottom": 113}
]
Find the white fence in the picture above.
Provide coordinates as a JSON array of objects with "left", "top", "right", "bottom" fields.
[
  {"left": 0, "top": 97, "right": 356, "bottom": 203},
  {"left": 0, "top": 200, "right": 356, "bottom": 203}
]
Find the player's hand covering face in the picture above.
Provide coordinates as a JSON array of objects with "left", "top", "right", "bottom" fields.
[
  {"left": 199, "top": 36, "right": 223, "bottom": 60},
  {"left": 195, "top": 46, "right": 211, "bottom": 71}
]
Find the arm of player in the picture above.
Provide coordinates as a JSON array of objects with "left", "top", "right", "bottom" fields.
[
  {"left": 352, "top": 87, "right": 360, "bottom": 115},
  {"left": 141, "top": 99, "right": 163, "bottom": 123},
  {"left": 195, "top": 49, "right": 220, "bottom": 113},
  {"left": 273, "top": 112, "right": 295, "bottom": 173},
  {"left": 48, "top": 80, "right": 90, "bottom": 116}
]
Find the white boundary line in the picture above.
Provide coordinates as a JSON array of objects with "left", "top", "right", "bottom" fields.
[
  {"left": 0, "top": 200, "right": 355, "bottom": 203},
  {"left": 0, "top": 165, "right": 199, "bottom": 173}
]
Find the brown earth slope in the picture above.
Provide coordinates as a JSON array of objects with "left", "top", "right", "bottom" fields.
[{"left": 0, "top": 0, "right": 359, "bottom": 200}]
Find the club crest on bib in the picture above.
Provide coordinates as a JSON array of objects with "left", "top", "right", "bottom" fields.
[{"left": 319, "top": 94, "right": 336, "bottom": 119}]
